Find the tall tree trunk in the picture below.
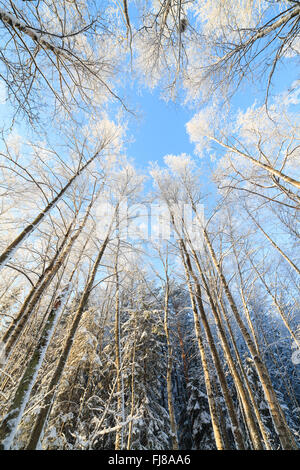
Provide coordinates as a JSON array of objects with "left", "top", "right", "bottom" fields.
[
  {"left": 176, "top": 316, "right": 189, "bottom": 385},
  {"left": 249, "top": 257, "right": 300, "bottom": 349},
  {"left": 201, "top": 226, "right": 298, "bottom": 449},
  {"left": 127, "top": 311, "right": 137, "bottom": 450},
  {"left": 25, "top": 233, "right": 110, "bottom": 450},
  {"left": 210, "top": 136, "right": 300, "bottom": 190},
  {"left": 163, "top": 261, "right": 179, "bottom": 450},
  {"left": 0, "top": 149, "right": 102, "bottom": 271},
  {"left": 217, "top": 297, "right": 273, "bottom": 450},
  {"left": 0, "top": 285, "right": 70, "bottom": 449},
  {"left": 179, "top": 243, "right": 225, "bottom": 450},
  {"left": 3, "top": 199, "right": 94, "bottom": 356},
  {"left": 2, "top": 221, "right": 74, "bottom": 347},
  {"left": 247, "top": 210, "right": 300, "bottom": 276},
  {"left": 187, "top": 245, "right": 264, "bottom": 449},
  {"left": 114, "top": 230, "right": 124, "bottom": 450},
  {"left": 181, "top": 242, "right": 246, "bottom": 450}
]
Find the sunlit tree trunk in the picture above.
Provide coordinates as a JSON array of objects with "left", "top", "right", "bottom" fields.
[
  {"left": 0, "top": 284, "right": 70, "bottom": 449},
  {"left": 2, "top": 221, "right": 74, "bottom": 355},
  {"left": 3, "top": 198, "right": 93, "bottom": 356},
  {"left": 0, "top": 149, "right": 103, "bottom": 271},
  {"left": 114, "top": 227, "right": 124, "bottom": 450},
  {"left": 249, "top": 257, "right": 300, "bottom": 349},
  {"left": 247, "top": 210, "right": 300, "bottom": 276},
  {"left": 127, "top": 311, "right": 137, "bottom": 450},
  {"left": 176, "top": 315, "right": 189, "bottom": 386},
  {"left": 163, "top": 257, "right": 179, "bottom": 450},
  {"left": 217, "top": 297, "right": 273, "bottom": 450},
  {"left": 200, "top": 225, "right": 298, "bottom": 450},
  {"left": 25, "top": 233, "right": 111, "bottom": 450},
  {"left": 179, "top": 242, "right": 225, "bottom": 450},
  {"left": 186, "top": 244, "right": 264, "bottom": 450},
  {"left": 209, "top": 136, "right": 300, "bottom": 191},
  {"left": 180, "top": 242, "right": 246, "bottom": 450}
]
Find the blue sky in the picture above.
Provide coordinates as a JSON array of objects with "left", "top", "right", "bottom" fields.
[
  {"left": 124, "top": 56, "right": 299, "bottom": 172},
  {"left": 1, "top": 55, "right": 297, "bottom": 226},
  {"left": 119, "top": 54, "right": 299, "bottom": 215},
  {"left": 0, "top": 49, "right": 298, "bottom": 176},
  {"left": 126, "top": 90, "right": 195, "bottom": 169}
]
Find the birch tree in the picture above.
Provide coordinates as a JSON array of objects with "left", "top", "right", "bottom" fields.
[{"left": 0, "top": 0, "right": 126, "bottom": 122}]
